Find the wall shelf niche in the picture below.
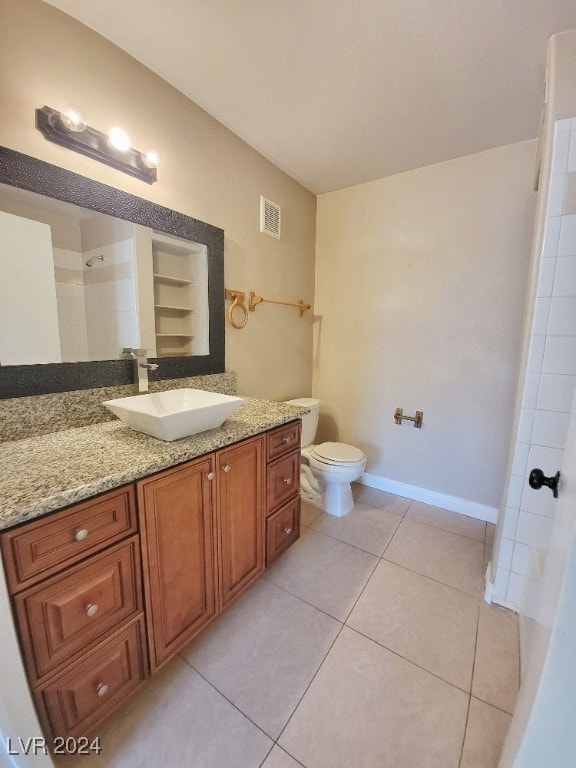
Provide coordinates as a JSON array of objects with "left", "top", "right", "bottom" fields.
[{"left": 151, "top": 232, "right": 209, "bottom": 358}]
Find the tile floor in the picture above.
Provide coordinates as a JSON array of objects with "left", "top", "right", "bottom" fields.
[{"left": 59, "top": 486, "right": 520, "bottom": 768}]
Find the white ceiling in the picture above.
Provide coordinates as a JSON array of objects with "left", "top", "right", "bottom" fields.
[{"left": 43, "top": 0, "right": 576, "bottom": 194}]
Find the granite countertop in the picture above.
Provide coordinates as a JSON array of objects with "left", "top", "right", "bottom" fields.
[{"left": 0, "top": 398, "right": 305, "bottom": 531}]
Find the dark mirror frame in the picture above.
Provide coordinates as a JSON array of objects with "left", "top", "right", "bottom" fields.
[{"left": 0, "top": 146, "right": 225, "bottom": 399}]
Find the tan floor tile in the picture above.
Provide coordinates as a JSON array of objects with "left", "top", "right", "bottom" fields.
[
  {"left": 352, "top": 483, "right": 411, "bottom": 515},
  {"left": 460, "top": 697, "right": 512, "bottom": 768},
  {"left": 347, "top": 560, "right": 479, "bottom": 690},
  {"left": 279, "top": 626, "right": 469, "bottom": 768},
  {"left": 262, "top": 746, "right": 304, "bottom": 768},
  {"left": 406, "top": 501, "right": 486, "bottom": 542},
  {"left": 56, "top": 656, "right": 271, "bottom": 768},
  {"left": 181, "top": 579, "right": 340, "bottom": 738},
  {"left": 301, "top": 499, "right": 323, "bottom": 526},
  {"left": 472, "top": 603, "right": 520, "bottom": 714},
  {"left": 310, "top": 501, "right": 401, "bottom": 555},
  {"left": 384, "top": 518, "right": 485, "bottom": 596},
  {"left": 264, "top": 527, "right": 378, "bottom": 620}
]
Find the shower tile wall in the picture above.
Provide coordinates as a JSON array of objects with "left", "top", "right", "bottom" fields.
[
  {"left": 53, "top": 247, "right": 89, "bottom": 362},
  {"left": 492, "top": 118, "right": 576, "bottom": 611},
  {"left": 53, "top": 239, "right": 138, "bottom": 362},
  {"left": 84, "top": 239, "right": 138, "bottom": 360}
]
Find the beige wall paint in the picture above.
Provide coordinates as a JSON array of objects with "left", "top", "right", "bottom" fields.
[
  {"left": 553, "top": 29, "right": 576, "bottom": 119},
  {"left": 0, "top": 0, "right": 316, "bottom": 400},
  {"left": 314, "top": 141, "right": 537, "bottom": 508}
]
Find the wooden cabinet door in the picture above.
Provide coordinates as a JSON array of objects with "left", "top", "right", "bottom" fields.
[
  {"left": 138, "top": 455, "right": 217, "bottom": 671},
  {"left": 217, "top": 436, "right": 265, "bottom": 609}
]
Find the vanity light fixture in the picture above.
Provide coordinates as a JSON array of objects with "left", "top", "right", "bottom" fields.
[
  {"left": 108, "top": 126, "right": 131, "bottom": 152},
  {"left": 35, "top": 105, "right": 158, "bottom": 184},
  {"left": 140, "top": 147, "right": 161, "bottom": 169},
  {"left": 59, "top": 106, "right": 87, "bottom": 133}
]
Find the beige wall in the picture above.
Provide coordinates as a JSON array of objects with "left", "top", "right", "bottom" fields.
[
  {"left": 314, "top": 141, "right": 537, "bottom": 508},
  {"left": 0, "top": 0, "right": 316, "bottom": 400},
  {"left": 553, "top": 29, "right": 576, "bottom": 120}
]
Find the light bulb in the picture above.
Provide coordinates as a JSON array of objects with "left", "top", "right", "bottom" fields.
[
  {"left": 140, "top": 147, "right": 160, "bottom": 169},
  {"left": 108, "top": 127, "right": 131, "bottom": 152},
  {"left": 59, "top": 106, "right": 87, "bottom": 133}
]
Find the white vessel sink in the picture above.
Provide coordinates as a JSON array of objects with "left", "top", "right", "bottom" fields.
[{"left": 103, "top": 388, "right": 243, "bottom": 441}]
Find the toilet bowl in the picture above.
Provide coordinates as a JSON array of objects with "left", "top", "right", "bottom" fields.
[{"left": 285, "top": 398, "right": 367, "bottom": 517}]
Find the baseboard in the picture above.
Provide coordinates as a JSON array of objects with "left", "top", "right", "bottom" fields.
[{"left": 358, "top": 472, "right": 498, "bottom": 524}]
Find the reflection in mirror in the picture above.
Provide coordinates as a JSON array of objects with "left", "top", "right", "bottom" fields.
[{"left": 0, "top": 184, "right": 209, "bottom": 366}]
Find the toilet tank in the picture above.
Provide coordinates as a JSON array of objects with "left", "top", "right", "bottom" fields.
[{"left": 285, "top": 397, "right": 320, "bottom": 447}]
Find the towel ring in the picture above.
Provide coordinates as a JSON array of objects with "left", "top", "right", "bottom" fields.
[{"left": 225, "top": 290, "right": 249, "bottom": 329}]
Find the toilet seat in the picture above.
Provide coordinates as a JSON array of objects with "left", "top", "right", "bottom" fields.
[{"left": 309, "top": 442, "right": 366, "bottom": 466}]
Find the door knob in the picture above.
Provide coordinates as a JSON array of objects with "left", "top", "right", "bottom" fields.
[{"left": 528, "top": 468, "right": 560, "bottom": 498}]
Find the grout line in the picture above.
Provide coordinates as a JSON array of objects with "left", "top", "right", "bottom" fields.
[
  {"left": 342, "top": 551, "right": 382, "bottom": 623},
  {"left": 402, "top": 513, "right": 488, "bottom": 544},
  {"left": 372, "top": 556, "right": 483, "bottom": 602},
  {"left": 303, "top": 523, "right": 386, "bottom": 557},
  {"left": 458, "top": 695, "right": 473, "bottom": 768},
  {"left": 305, "top": 515, "right": 402, "bottom": 557},
  {"left": 345, "top": 625, "right": 475, "bottom": 697},
  {"left": 353, "top": 499, "right": 409, "bottom": 518},
  {"left": 351, "top": 495, "right": 410, "bottom": 517},
  {"left": 260, "top": 572, "right": 347, "bottom": 624},
  {"left": 260, "top": 745, "right": 307, "bottom": 768},
  {"left": 458, "top": 601, "right": 481, "bottom": 766},
  {"left": 471, "top": 693, "right": 516, "bottom": 718},
  {"left": 258, "top": 744, "right": 275, "bottom": 768},
  {"left": 379, "top": 513, "right": 405, "bottom": 559},
  {"left": 380, "top": 550, "right": 484, "bottom": 600},
  {"left": 275, "top": 622, "right": 346, "bottom": 746},
  {"left": 355, "top": 489, "right": 491, "bottom": 542},
  {"left": 178, "top": 653, "right": 275, "bottom": 743}
]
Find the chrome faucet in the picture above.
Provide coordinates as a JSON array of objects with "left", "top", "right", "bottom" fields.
[{"left": 128, "top": 348, "right": 159, "bottom": 393}]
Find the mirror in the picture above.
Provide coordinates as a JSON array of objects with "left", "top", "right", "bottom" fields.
[
  {"left": 0, "top": 146, "right": 224, "bottom": 399},
  {"left": 0, "top": 186, "right": 210, "bottom": 364}
]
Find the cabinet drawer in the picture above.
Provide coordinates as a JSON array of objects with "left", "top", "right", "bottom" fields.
[
  {"left": 267, "top": 452, "right": 300, "bottom": 514},
  {"left": 267, "top": 421, "right": 301, "bottom": 462},
  {"left": 15, "top": 537, "right": 142, "bottom": 685},
  {"left": 1, "top": 485, "right": 137, "bottom": 593},
  {"left": 34, "top": 617, "right": 148, "bottom": 741},
  {"left": 266, "top": 498, "right": 300, "bottom": 566}
]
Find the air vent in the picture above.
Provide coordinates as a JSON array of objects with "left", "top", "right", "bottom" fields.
[{"left": 260, "top": 196, "right": 281, "bottom": 239}]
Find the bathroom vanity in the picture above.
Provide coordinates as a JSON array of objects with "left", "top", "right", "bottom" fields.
[{"left": 0, "top": 398, "right": 303, "bottom": 744}]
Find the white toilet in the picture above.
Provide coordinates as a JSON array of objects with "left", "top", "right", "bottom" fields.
[{"left": 285, "top": 397, "right": 367, "bottom": 517}]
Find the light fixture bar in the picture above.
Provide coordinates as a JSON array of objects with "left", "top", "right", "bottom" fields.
[{"left": 35, "top": 105, "right": 157, "bottom": 184}]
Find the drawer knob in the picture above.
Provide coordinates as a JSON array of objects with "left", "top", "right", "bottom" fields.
[
  {"left": 74, "top": 528, "right": 88, "bottom": 542},
  {"left": 222, "top": 464, "right": 231, "bottom": 473},
  {"left": 205, "top": 472, "right": 215, "bottom": 480},
  {"left": 96, "top": 682, "right": 108, "bottom": 698},
  {"left": 283, "top": 477, "right": 292, "bottom": 484},
  {"left": 284, "top": 527, "right": 293, "bottom": 535},
  {"left": 85, "top": 603, "right": 99, "bottom": 618},
  {"left": 282, "top": 436, "right": 292, "bottom": 444}
]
